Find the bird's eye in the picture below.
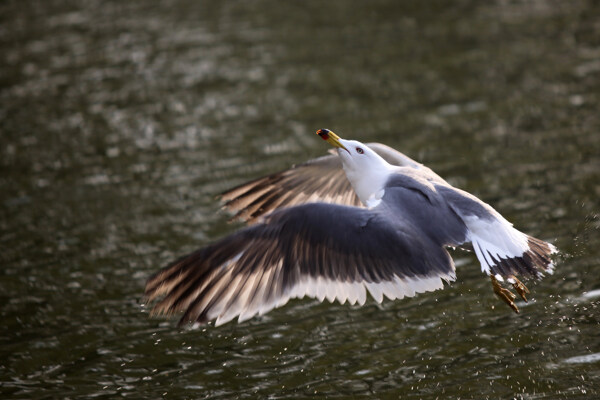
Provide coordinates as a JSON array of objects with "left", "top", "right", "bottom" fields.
[{"left": 356, "top": 147, "right": 364, "bottom": 154}]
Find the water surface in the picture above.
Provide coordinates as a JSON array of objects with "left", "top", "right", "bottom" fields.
[{"left": 1, "top": 0, "right": 599, "bottom": 398}]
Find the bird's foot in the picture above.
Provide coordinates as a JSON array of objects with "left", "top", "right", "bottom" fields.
[
  {"left": 490, "top": 275, "right": 519, "bottom": 314},
  {"left": 511, "top": 276, "right": 529, "bottom": 303}
]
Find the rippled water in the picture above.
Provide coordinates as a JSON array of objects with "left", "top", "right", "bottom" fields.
[{"left": 1, "top": 0, "right": 599, "bottom": 398}]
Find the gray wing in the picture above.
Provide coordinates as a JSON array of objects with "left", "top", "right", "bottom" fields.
[
  {"left": 220, "top": 143, "right": 434, "bottom": 223},
  {"left": 145, "top": 202, "right": 457, "bottom": 327}
]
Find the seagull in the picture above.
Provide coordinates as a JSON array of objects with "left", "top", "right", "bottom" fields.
[{"left": 145, "top": 129, "right": 557, "bottom": 327}]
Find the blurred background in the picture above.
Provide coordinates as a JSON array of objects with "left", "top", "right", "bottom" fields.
[{"left": 1, "top": 0, "right": 599, "bottom": 398}]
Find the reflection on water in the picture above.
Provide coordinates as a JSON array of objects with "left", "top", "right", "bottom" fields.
[{"left": 1, "top": 0, "right": 599, "bottom": 398}]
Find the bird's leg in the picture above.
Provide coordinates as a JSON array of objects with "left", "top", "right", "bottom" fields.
[
  {"left": 510, "top": 276, "right": 529, "bottom": 302},
  {"left": 490, "top": 275, "right": 519, "bottom": 313}
]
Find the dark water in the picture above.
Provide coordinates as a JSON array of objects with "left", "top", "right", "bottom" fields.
[{"left": 1, "top": 0, "right": 599, "bottom": 398}]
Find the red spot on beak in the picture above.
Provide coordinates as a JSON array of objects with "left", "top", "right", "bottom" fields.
[{"left": 316, "top": 129, "right": 330, "bottom": 140}]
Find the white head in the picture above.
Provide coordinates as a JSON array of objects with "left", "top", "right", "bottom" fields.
[{"left": 316, "top": 129, "right": 394, "bottom": 205}]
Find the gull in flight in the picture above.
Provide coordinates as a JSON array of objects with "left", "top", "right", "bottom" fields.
[{"left": 145, "top": 129, "right": 557, "bottom": 327}]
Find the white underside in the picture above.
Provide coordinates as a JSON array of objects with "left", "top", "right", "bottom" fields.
[
  {"left": 365, "top": 189, "right": 385, "bottom": 208},
  {"left": 464, "top": 215, "right": 529, "bottom": 278},
  {"left": 211, "top": 272, "right": 454, "bottom": 326}
]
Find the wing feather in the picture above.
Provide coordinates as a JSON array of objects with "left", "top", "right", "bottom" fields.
[
  {"left": 145, "top": 202, "right": 457, "bottom": 326},
  {"left": 219, "top": 143, "right": 432, "bottom": 223}
]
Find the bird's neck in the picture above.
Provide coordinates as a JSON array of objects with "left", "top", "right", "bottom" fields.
[{"left": 343, "top": 163, "right": 393, "bottom": 207}]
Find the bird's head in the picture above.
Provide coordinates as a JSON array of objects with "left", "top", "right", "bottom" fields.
[
  {"left": 316, "top": 128, "right": 393, "bottom": 205},
  {"left": 316, "top": 128, "right": 389, "bottom": 171}
]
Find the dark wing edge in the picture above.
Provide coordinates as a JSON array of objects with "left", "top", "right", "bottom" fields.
[
  {"left": 489, "top": 235, "right": 557, "bottom": 280},
  {"left": 144, "top": 203, "right": 457, "bottom": 327}
]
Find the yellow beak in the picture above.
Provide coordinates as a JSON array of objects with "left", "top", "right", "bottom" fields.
[{"left": 316, "top": 129, "right": 348, "bottom": 152}]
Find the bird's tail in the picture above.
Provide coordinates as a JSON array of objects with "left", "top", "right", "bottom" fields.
[
  {"left": 436, "top": 184, "right": 557, "bottom": 282},
  {"left": 468, "top": 218, "right": 557, "bottom": 281}
]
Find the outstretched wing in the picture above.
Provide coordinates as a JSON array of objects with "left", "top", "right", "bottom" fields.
[
  {"left": 219, "top": 143, "right": 433, "bottom": 223},
  {"left": 145, "top": 202, "right": 456, "bottom": 327},
  {"left": 220, "top": 153, "right": 359, "bottom": 223}
]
